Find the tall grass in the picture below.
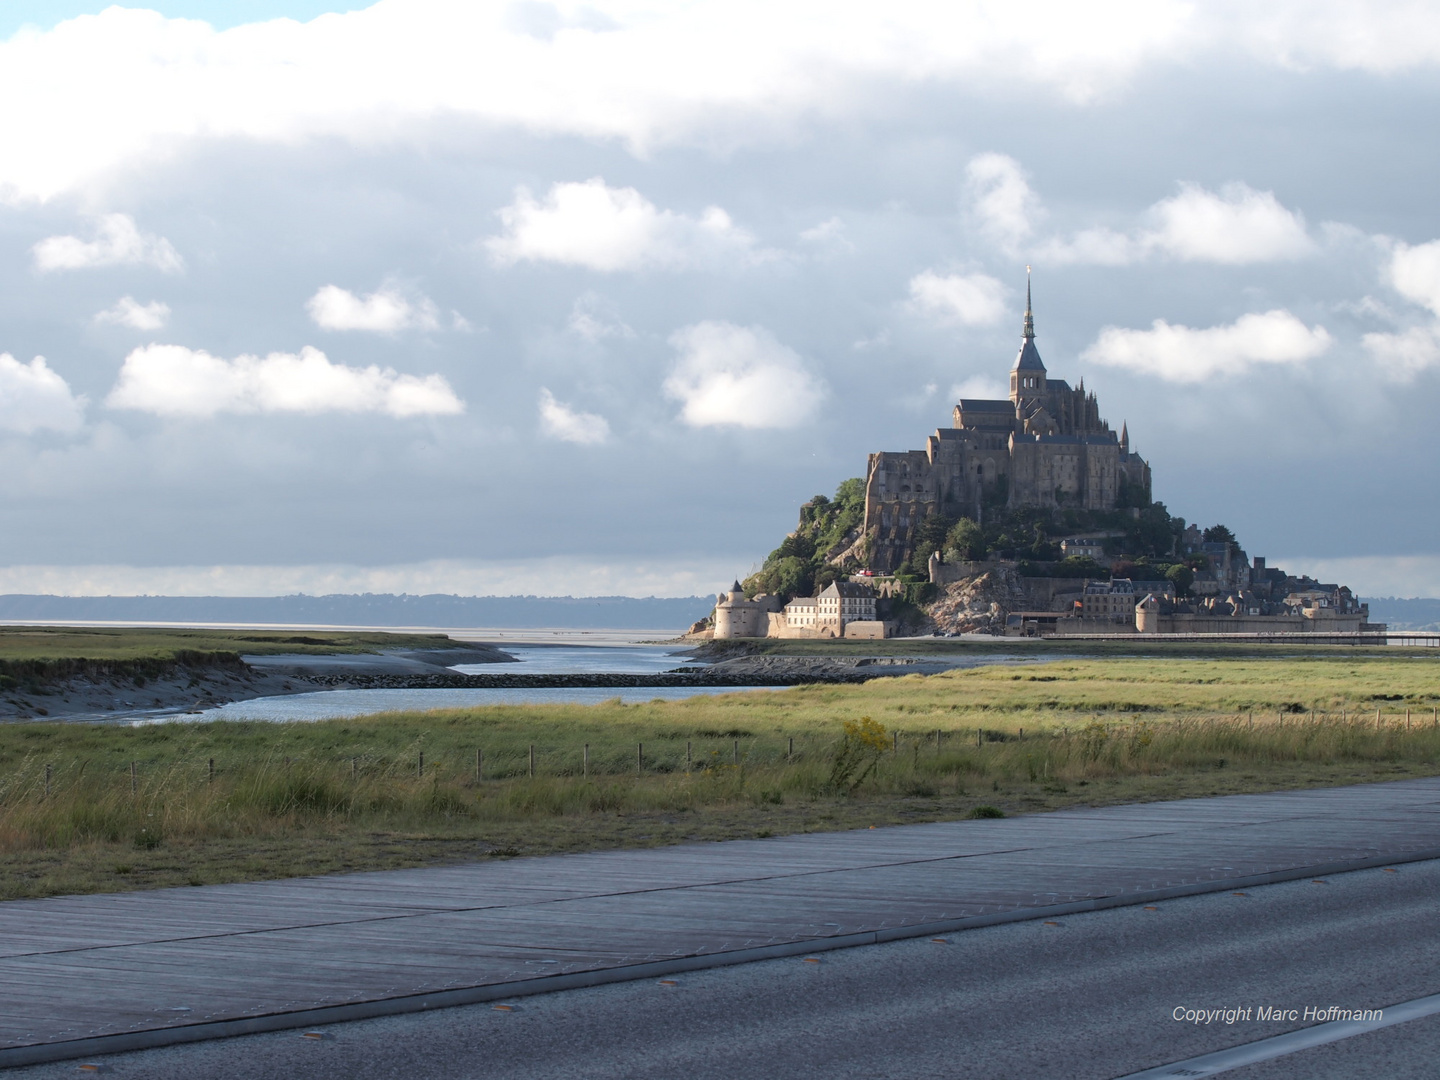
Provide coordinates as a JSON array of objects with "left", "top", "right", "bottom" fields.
[{"left": 4, "top": 710, "right": 1437, "bottom": 856}]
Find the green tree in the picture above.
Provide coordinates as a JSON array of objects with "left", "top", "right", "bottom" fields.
[
  {"left": 1202, "top": 524, "right": 1236, "bottom": 545},
  {"left": 944, "top": 517, "right": 987, "bottom": 561},
  {"left": 1166, "top": 563, "right": 1195, "bottom": 596}
]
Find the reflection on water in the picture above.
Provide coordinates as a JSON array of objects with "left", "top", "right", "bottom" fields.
[{"left": 155, "top": 685, "right": 762, "bottom": 725}]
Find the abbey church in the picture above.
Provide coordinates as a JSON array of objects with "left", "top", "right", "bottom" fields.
[{"left": 864, "top": 283, "right": 1151, "bottom": 573}]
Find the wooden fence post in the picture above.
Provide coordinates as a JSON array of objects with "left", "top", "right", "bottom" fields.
[
  {"left": 788, "top": 736, "right": 793, "bottom": 761},
  {"left": 733, "top": 738, "right": 739, "bottom": 766},
  {"left": 584, "top": 743, "right": 589, "bottom": 778},
  {"left": 529, "top": 745, "right": 535, "bottom": 778},
  {"left": 352, "top": 757, "right": 357, "bottom": 781},
  {"left": 637, "top": 742, "right": 643, "bottom": 776},
  {"left": 685, "top": 740, "right": 691, "bottom": 772},
  {"left": 45, "top": 763, "right": 51, "bottom": 798},
  {"left": 131, "top": 760, "right": 137, "bottom": 794},
  {"left": 208, "top": 758, "right": 214, "bottom": 784},
  {"left": 418, "top": 751, "right": 424, "bottom": 779},
  {"left": 476, "top": 748, "right": 483, "bottom": 782}
]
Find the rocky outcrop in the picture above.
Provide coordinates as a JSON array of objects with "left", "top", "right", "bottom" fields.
[{"left": 927, "top": 566, "right": 1029, "bottom": 635}]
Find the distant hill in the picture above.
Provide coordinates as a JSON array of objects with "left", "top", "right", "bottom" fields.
[
  {"left": 0, "top": 594, "right": 716, "bottom": 631},
  {"left": 1361, "top": 597, "right": 1440, "bottom": 631}
]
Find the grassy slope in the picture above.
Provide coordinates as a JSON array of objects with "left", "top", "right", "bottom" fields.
[{"left": 3, "top": 652, "right": 1439, "bottom": 899}]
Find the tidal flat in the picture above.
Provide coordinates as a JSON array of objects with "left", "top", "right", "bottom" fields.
[{"left": 2, "top": 651, "right": 1438, "bottom": 900}]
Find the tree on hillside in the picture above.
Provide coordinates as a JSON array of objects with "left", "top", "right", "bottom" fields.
[
  {"left": 1166, "top": 563, "right": 1195, "bottom": 596},
  {"left": 1202, "top": 524, "right": 1236, "bottom": 545},
  {"left": 944, "top": 517, "right": 987, "bottom": 561}
]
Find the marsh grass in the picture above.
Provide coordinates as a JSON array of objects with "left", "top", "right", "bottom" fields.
[{"left": 3, "top": 654, "right": 1439, "bottom": 898}]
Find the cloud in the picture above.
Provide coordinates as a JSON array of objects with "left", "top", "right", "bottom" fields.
[
  {"left": 0, "top": 5, "right": 1196, "bottom": 200},
  {"left": 1040, "top": 182, "right": 1314, "bottom": 266},
  {"left": 305, "top": 284, "right": 440, "bottom": 332},
  {"left": 31, "top": 214, "right": 183, "bottom": 273},
  {"left": 1145, "top": 183, "right": 1315, "bottom": 264},
  {"left": 567, "top": 292, "right": 635, "bottom": 341},
  {"left": 798, "top": 216, "right": 854, "bottom": 253},
  {"left": 94, "top": 296, "right": 170, "bottom": 330},
  {"left": 11, "top": 6, "right": 1440, "bottom": 201},
  {"left": 106, "top": 344, "right": 464, "bottom": 418},
  {"left": 907, "top": 270, "right": 1008, "bottom": 326},
  {"left": 538, "top": 388, "right": 610, "bottom": 444},
  {"left": 1361, "top": 326, "right": 1440, "bottom": 381},
  {"left": 485, "top": 178, "right": 766, "bottom": 271},
  {"left": 0, "top": 354, "right": 86, "bottom": 434},
  {"left": 1386, "top": 239, "right": 1440, "bottom": 316},
  {"left": 965, "top": 153, "right": 1041, "bottom": 253},
  {"left": 664, "top": 321, "right": 824, "bottom": 429},
  {"left": 1082, "top": 310, "right": 1333, "bottom": 381}
]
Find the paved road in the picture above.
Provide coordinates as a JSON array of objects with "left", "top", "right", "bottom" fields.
[{"left": 12, "top": 857, "right": 1439, "bottom": 1080}]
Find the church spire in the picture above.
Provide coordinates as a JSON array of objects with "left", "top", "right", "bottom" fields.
[{"left": 1023, "top": 265, "right": 1034, "bottom": 340}]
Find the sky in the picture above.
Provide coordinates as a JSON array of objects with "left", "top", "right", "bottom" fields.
[{"left": 3, "top": 1, "right": 1440, "bottom": 598}]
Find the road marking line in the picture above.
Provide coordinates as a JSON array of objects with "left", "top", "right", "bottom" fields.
[{"left": 1114, "top": 991, "right": 1440, "bottom": 1079}]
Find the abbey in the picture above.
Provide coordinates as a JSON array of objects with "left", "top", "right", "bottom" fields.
[{"left": 864, "top": 283, "right": 1151, "bottom": 573}]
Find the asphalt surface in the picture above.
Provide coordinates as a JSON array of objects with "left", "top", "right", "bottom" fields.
[{"left": 11, "top": 857, "right": 1439, "bottom": 1080}]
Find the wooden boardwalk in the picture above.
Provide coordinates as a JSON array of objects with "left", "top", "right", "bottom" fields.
[{"left": 5, "top": 778, "right": 1440, "bottom": 1067}]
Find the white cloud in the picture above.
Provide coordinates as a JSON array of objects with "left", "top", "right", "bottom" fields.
[
  {"left": 538, "top": 388, "right": 611, "bottom": 444},
  {"left": 907, "top": 270, "right": 1008, "bottom": 326},
  {"left": 1041, "top": 182, "right": 1314, "bottom": 266},
  {"left": 1082, "top": 310, "right": 1333, "bottom": 382},
  {"left": 664, "top": 321, "right": 824, "bottom": 429},
  {"left": 106, "top": 344, "right": 464, "bottom": 418},
  {"left": 486, "top": 178, "right": 765, "bottom": 271},
  {"left": 94, "top": 296, "right": 170, "bottom": 330},
  {"left": 0, "top": 5, "right": 1197, "bottom": 201},
  {"left": 31, "top": 214, "right": 183, "bottom": 272},
  {"left": 1361, "top": 326, "right": 1440, "bottom": 382},
  {"left": 1146, "top": 183, "right": 1315, "bottom": 264},
  {"left": 567, "top": 292, "right": 635, "bottom": 341},
  {"left": 965, "top": 153, "right": 1041, "bottom": 253},
  {"left": 798, "top": 216, "right": 854, "bottom": 253},
  {"left": 1386, "top": 239, "right": 1440, "bottom": 316},
  {"left": 0, "top": 354, "right": 86, "bottom": 434},
  {"left": 306, "top": 284, "right": 440, "bottom": 331},
  {"left": 8, "top": 6, "right": 1440, "bottom": 201}
]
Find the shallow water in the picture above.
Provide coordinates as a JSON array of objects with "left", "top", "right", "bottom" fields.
[
  {"left": 159, "top": 684, "right": 766, "bottom": 724},
  {"left": 452, "top": 643, "right": 699, "bottom": 676},
  {"left": 137, "top": 644, "right": 736, "bottom": 724}
]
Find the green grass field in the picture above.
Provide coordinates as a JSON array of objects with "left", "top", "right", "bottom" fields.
[
  {"left": 2, "top": 651, "right": 1438, "bottom": 899},
  {"left": 0, "top": 625, "right": 459, "bottom": 666}
]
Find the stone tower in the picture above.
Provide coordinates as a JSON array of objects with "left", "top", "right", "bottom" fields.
[{"left": 1009, "top": 271, "right": 1047, "bottom": 402}]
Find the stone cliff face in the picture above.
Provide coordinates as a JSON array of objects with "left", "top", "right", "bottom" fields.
[{"left": 926, "top": 567, "right": 1029, "bottom": 635}]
